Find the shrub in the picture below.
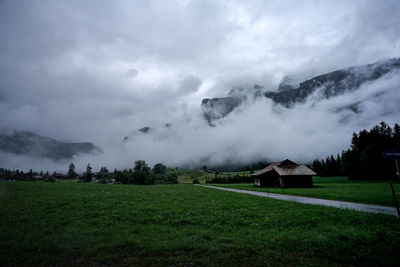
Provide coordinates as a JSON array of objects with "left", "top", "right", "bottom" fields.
[
  {"left": 206, "top": 175, "right": 252, "bottom": 184},
  {"left": 153, "top": 163, "right": 167, "bottom": 175},
  {"left": 44, "top": 177, "right": 56, "bottom": 182},
  {"left": 155, "top": 173, "right": 178, "bottom": 184}
]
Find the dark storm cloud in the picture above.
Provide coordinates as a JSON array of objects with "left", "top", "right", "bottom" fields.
[{"left": 0, "top": 0, "right": 399, "bottom": 171}]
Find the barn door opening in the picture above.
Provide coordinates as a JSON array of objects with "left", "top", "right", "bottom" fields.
[{"left": 279, "top": 177, "right": 285, "bottom": 188}]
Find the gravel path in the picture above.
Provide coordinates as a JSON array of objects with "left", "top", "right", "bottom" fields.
[{"left": 196, "top": 185, "right": 399, "bottom": 217}]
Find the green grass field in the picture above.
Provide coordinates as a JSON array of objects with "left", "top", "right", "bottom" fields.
[
  {"left": 210, "top": 176, "right": 400, "bottom": 207},
  {"left": 1, "top": 181, "right": 400, "bottom": 266}
]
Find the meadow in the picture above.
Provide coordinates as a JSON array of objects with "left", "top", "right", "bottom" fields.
[
  {"left": 210, "top": 176, "right": 400, "bottom": 207},
  {"left": 1, "top": 181, "right": 400, "bottom": 266}
]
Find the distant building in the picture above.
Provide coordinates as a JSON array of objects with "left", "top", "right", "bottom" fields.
[
  {"left": 252, "top": 159, "right": 316, "bottom": 188},
  {"left": 32, "top": 175, "right": 43, "bottom": 180},
  {"left": 52, "top": 172, "right": 67, "bottom": 179}
]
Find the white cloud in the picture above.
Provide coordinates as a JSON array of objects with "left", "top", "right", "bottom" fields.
[{"left": 0, "top": 0, "right": 399, "bottom": 171}]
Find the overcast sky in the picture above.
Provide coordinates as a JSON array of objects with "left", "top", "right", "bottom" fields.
[{"left": 0, "top": 0, "right": 400, "bottom": 171}]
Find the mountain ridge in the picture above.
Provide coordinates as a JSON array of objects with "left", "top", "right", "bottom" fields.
[
  {"left": 201, "top": 58, "right": 400, "bottom": 124},
  {"left": 265, "top": 57, "right": 400, "bottom": 107},
  {"left": 0, "top": 130, "right": 101, "bottom": 160}
]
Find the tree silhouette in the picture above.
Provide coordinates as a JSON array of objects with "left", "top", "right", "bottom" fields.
[{"left": 67, "top": 163, "right": 77, "bottom": 179}]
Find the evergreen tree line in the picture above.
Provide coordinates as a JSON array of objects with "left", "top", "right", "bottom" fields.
[
  {"left": 206, "top": 173, "right": 253, "bottom": 184},
  {"left": 202, "top": 161, "right": 270, "bottom": 173},
  {"left": 0, "top": 168, "right": 58, "bottom": 182},
  {"left": 312, "top": 154, "right": 344, "bottom": 177},
  {"left": 78, "top": 161, "right": 178, "bottom": 185},
  {"left": 1, "top": 161, "right": 177, "bottom": 184},
  {"left": 313, "top": 122, "right": 400, "bottom": 180}
]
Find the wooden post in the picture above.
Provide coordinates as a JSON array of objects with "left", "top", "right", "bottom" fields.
[
  {"left": 393, "top": 159, "right": 400, "bottom": 217},
  {"left": 390, "top": 182, "right": 400, "bottom": 217},
  {"left": 382, "top": 152, "right": 400, "bottom": 217}
]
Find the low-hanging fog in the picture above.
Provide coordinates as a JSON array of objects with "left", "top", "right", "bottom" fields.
[{"left": 1, "top": 0, "right": 400, "bottom": 172}]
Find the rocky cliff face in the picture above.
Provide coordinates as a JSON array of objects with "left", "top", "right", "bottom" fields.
[
  {"left": 201, "top": 96, "right": 245, "bottom": 126},
  {"left": 265, "top": 58, "right": 400, "bottom": 107},
  {"left": 201, "top": 84, "right": 265, "bottom": 125},
  {"left": 0, "top": 131, "right": 101, "bottom": 160},
  {"left": 123, "top": 126, "right": 153, "bottom": 141},
  {"left": 201, "top": 58, "right": 400, "bottom": 123}
]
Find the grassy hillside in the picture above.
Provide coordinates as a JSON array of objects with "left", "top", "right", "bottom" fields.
[
  {"left": 220, "top": 170, "right": 254, "bottom": 176},
  {"left": 168, "top": 168, "right": 213, "bottom": 184},
  {"left": 1, "top": 181, "right": 399, "bottom": 266},
  {"left": 210, "top": 176, "right": 400, "bottom": 207},
  {"left": 172, "top": 168, "right": 253, "bottom": 184}
]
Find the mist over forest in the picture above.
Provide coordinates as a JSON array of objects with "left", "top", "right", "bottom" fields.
[{"left": 0, "top": 0, "right": 400, "bottom": 172}]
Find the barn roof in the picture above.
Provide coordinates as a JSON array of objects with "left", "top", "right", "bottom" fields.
[
  {"left": 251, "top": 159, "right": 316, "bottom": 176},
  {"left": 251, "top": 161, "right": 281, "bottom": 176},
  {"left": 272, "top": 165, "right": 316, "bottom": 176}
]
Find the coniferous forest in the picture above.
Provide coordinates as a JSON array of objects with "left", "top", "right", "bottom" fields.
[{"left": 313, "top": 122, "right": 400, "bottom": 180}]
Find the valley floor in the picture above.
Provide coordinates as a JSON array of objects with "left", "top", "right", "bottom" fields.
[
  {"left": 209, "top": 176, "right": 400, "bottom": 207},
  {"left": 0, "top": 181, "right": 399, "bottom": 266}
]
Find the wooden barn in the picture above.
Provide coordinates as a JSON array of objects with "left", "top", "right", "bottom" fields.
[{"left": 252, "top": 159, "right": 316, "bottom": 188}]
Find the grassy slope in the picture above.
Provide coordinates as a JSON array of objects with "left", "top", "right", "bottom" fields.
[
  {"left": 169, "top": 168, "right": 213, "bottom": 184},
  {"left": 0, "top": 181, "right": 400, "bottom": 266},
  {"left": 173, "top": 168, "right": 253, "bottom": 184},
  {"left": 210, "top": 176, "right": 400, "bottom": 207},
  {"left": 220, "top": 171, "right": 254, "bottom": 175}
]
